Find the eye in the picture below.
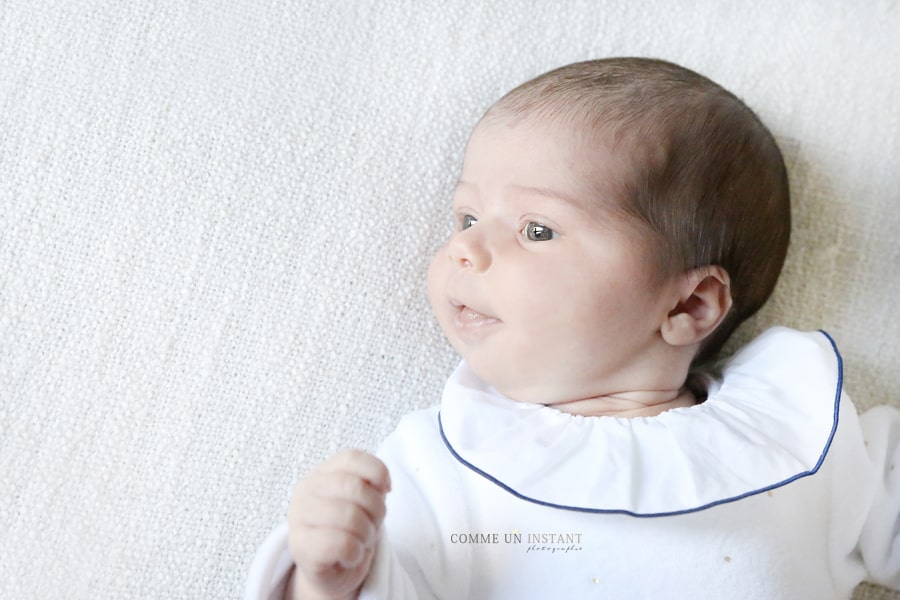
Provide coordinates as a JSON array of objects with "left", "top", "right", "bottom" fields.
[
  {"left": 460, "top": 214, "right": 478, "bottom": 230},
  {"left": 523, "top": 221, "right": 554, "bottom": 241}
]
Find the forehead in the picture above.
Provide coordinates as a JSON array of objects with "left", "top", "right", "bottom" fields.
[{"left": 460, "top": 114, "right": 633, "bottom": 210}]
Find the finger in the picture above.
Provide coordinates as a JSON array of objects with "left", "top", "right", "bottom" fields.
[
  {"left": 290, "top": 524, "right": 369, "bottom": 572},
  {"left": 327, "top": 449, "right": 391, "bottom": 493},
  {"left": 302, "top": 471, "right": 388, "bottom": 522},
  {"left": 291, "top": 496, "right": 379, "bottom": 546}
]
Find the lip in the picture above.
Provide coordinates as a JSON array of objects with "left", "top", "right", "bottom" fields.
[{"left": 449, "top": 300, "right": 501, "bottom": 338}]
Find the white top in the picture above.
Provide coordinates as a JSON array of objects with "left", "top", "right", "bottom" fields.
[{"left": 245, "top": 327, "right": 900, "bottom": 599}]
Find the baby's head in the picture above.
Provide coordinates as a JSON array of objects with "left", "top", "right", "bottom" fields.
[{"left": 428, "top": 58, "right": 790, "bottom": 411}]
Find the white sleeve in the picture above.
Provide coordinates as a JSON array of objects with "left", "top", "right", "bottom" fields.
[
  {"left": 240, "top": 520, "right": 424, "bottom": 600},
  {"left": 356, "top": 408, "right": 463, "bottom": 600},
  {"left": 356, "top": 534, "right": 427, "bottom": 600},
  {"left": 858, "top": 405, "right": 900, "bottom": 589},
  {"left": 243, "top": 522, "right": 293, "bottom": 600}
]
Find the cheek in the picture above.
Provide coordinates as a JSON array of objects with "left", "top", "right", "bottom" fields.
[{"left": 527, "top": 273, "right": 632, "bottom": 333}]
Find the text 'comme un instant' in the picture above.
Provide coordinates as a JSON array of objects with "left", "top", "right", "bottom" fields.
[{"left": 450, "top": 533, "right": 583, "bottom": 545}]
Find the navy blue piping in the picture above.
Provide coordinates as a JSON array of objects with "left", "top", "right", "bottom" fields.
[{"left": 437, "top": 329, "right": 843, "bottom": 518}]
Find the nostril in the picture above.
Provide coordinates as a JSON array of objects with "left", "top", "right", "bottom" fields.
[{"left": 449, "top": 254, "right": 471, "bottom": 268}]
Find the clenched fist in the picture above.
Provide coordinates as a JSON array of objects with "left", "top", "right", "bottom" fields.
[{"left": 286, "top": 449, "right": 391, "bottom": 600}]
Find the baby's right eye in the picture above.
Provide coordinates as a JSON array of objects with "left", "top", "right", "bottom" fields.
[{"left": 460, "top": 214, "right": 478, "bottom": 230}]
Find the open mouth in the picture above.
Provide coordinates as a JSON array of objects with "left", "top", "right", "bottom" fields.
[{"left": 452, "top": 302, "right": 500, "bottom": 329}]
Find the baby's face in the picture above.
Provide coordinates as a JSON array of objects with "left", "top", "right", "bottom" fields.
[{"left": 427, "top": 115, "right": 680, "bottom": 405}]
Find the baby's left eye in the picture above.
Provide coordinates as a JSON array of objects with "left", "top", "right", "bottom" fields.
[{"left": 523, "top": 222, "right": 555, "bottom": 241}]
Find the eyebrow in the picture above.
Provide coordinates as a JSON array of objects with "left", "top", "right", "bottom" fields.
[{"left": 456, "top": 180, "right": 583, "bottom": 209}]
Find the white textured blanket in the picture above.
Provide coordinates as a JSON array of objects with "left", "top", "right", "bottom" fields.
[{"left": 1, "top": 1, "right": 898, "bottom": 598}]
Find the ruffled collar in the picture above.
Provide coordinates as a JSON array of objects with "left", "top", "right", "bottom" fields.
[{"left": 438, "top": 327, "right": 842, "bottom": 516}]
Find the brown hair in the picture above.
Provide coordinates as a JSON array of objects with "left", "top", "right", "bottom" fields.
[{"left": 485, "top": 57, "right": 791, "bottom": 364}]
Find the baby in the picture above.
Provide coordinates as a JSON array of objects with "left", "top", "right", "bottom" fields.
[{"left": 246, "top": 58, "right": 900, "bottom": 599}]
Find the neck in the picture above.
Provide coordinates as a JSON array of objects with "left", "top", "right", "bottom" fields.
[{"left": 550, "top": 387, "right": 699, "bottom": 418}]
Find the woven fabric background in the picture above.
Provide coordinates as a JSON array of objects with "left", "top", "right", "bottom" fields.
[{"left": 1, "top": 1, "right": 898, "bottom": 598}]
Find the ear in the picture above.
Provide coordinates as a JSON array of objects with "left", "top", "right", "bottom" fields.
[{"left": 660, "top": 266, "right": 733, "bottom": 347}]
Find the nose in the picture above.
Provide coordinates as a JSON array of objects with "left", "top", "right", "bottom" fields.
[{"left": 446, "top": 228, "right": 492, "bottom": 272}]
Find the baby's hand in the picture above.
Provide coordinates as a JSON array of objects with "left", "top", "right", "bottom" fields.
[{"left": 287, "top": 449, "right": 391, "bottom": 600}]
